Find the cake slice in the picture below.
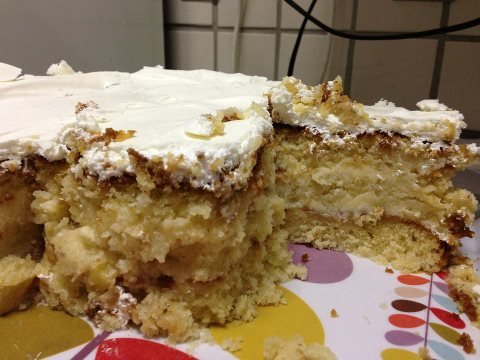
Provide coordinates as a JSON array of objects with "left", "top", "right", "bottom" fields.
[
  {"left": 270, "top": 76, "right": 479, "bottom": 273},
  {"left": 0, "top": 64, "right": 301, "bottom": 340}
]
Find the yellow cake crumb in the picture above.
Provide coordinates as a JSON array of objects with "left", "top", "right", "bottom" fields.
[
  {"left": 0, "top": 255, "right": 40, "bottom": 314},
  {"left": 263, "top": 335, "right": 337, "bottom": 360},
  {"left": 220, "top": 336, "right": 244, "bottom": 353},
  {"left": 417, "top": 346, "right": 432, "bottom": 360}
]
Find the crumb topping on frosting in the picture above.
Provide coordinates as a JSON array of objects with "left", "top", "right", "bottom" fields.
[
  {"left": 416, "top": 99, "right": 450, "bottom": 111},
  {"left": 46, "top": 60, "right": 76, "bottom": 76},
  {"left": 270, "top": 76, "right": 468, "bottom": 144}
]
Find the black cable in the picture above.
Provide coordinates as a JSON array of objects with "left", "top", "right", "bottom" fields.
[
  {"left": 461, "top": 129, "right": 480, "bottom": 139},
  {"left": 284, "top": 0, "right": 480, "bottom": 41},
  {"left": 288, "top": 0, "right": 317, "bottom": 76}
]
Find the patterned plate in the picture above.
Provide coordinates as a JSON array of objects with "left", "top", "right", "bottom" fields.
[{"left": 2, "top": 220, "right": 479, "bottom": 360}]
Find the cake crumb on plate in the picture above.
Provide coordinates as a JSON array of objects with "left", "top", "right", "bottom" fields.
[
  {"left": 458, "top": 332, "right": 476, "bottom": 354},
  {"left": 264, "top": 335, "right": 336, "bottom": 360}
]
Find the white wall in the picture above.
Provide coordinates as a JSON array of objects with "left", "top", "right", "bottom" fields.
[
  {"left": 0, "top": 0, "right": 165, "bottom": 74},
  {"left": 165, "top": 0, "right": 337, "bottom": 83}
]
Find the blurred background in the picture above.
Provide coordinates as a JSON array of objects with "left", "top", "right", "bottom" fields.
[{"left": 0, "top": 0, "right": 478, "bottom": 133}]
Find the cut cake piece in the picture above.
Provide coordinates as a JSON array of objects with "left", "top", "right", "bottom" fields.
[
  {"left": 271, "top": 76, "right": 478, "bottom": 273},
  {"left": 0, "top": 64, "right": 300, "bottom": 341}
]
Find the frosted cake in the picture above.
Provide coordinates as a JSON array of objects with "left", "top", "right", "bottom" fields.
[
  {"left": 0, "top": 61, "right": 478, "bottom": 340},
  {"left": 270, "top": 77, "right": 478, "bottom": 273}
]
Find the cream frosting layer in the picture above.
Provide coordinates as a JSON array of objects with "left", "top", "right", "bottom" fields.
[
  {"left": 0, "top": 63, "right": 22, "bottom": 82},
  {"left": 1, "top": 66, "right": 477, "bottom": 188},
  {"left": 270, "top": 77, "right": 468, "bottom": 144},
  {"left": 0, "top": 63, "right": 273, "bottom": 190}
]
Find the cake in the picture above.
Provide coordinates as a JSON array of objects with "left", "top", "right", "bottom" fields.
[
  {"left": 0, "top": 61, "right": 478, "bottom": 342},
  {"left": 270, "top": 77, "right": 478, "bottom": 273},
  {"left": 0, "top": 61, "right": 302, "bottom": 341}
]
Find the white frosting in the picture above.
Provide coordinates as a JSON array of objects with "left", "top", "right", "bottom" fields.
[
  {"left": 416, "top": 99, "right": 449, "bottom": 111},
  {"left": 364, "top": 102, "right": 465, "bottom": 142},
  {"left": 270, "top": 81, "right": 367, "bottom": 137},
  {"left": 0, "top": 62, "right": 273, "bottom": 189},
  {"left": 184, "top": 114, "right": 223, "bottom": 138},
  {"left": 270, "top": 77, "right": 467, "bottom": 143},
  {"left": 1, "top": 67, "right": 474, "bottom": 188},
  {"left": 373, "top": 99, "right": 396, "bottom": 108},
  {"left": 46, "top": 60, "right": 76, "bottom": 76},
  {"left": 466, "top": 143, "right": 480, "bottom": 156},
  {"left": 0, "top": 62, "right": 22, "bottom": 82}
]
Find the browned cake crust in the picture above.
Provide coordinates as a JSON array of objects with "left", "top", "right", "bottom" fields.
[{"left": 447, "top": 259, "right": 480, "bottom": 326}]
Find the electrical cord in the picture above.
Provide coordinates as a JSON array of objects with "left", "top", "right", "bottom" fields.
[
  {"left": 284, "top": 0, "right": 480, "bottom": 137},
  {"left": 318, "top": 0, "right": 335, "bottom": 83},
  {"left": 284, "top": 0, "right": 480, "bottom": 41},
  {"left": 212, "top": 1, "right": 219, "bottom": 71},
  {"left": 274, "top": 0, "right": 283, "bottom": 80},
  {"left": 287, "top": 0, "right": 317, "bottom": 77},
  {"left": 232, "top": 0, "right": 247, "bottom": 73}
]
